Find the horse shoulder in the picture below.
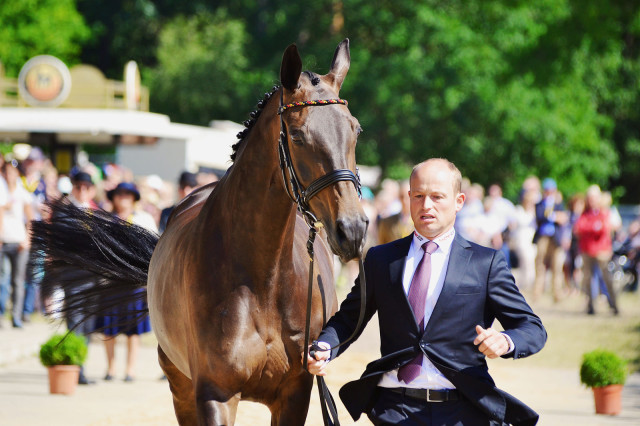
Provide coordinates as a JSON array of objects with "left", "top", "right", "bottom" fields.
[{"left": 165, "top": 182, "right": 218, "bottom": 231}]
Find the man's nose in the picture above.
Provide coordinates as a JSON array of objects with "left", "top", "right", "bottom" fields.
[{"left": 422, "top": 197, "right": 434, "bottom": 209}]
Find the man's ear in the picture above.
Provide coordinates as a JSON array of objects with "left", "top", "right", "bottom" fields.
[{"left": 456, "top": 192, "right": 466, "bottom": 212}]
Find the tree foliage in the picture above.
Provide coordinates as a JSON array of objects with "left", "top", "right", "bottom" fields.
[
  {"left": 0, "top": 0, "right": 89, "bottom": 76},
  {"left": 3, "top": 0, "right": 640, "bottom": 202},
  {"left": 148, "top": 10, "right": 267, "bottom": 125}
]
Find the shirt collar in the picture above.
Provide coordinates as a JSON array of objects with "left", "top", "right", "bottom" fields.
[{"left": 412, "top": 227, "right": 456, "bottom": 254}]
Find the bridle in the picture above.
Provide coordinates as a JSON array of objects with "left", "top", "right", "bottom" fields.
[
  {"left": 278, "top": 88, "right": 367, "bottom": 426},
  {"left": 277, "top": 88, "right": 362, "bottom": 227}
]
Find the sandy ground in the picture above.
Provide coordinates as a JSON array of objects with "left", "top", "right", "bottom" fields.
[{"left": 1, "top": 308, "right": 640, "bottom": 425}]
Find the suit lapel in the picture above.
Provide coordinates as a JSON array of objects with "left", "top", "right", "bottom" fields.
[
  {"left": 388, "top": 235, "right": 419, "bottom": 330},
  {"left": 424, "top": 234, "right": 472, "bottom": 335}
]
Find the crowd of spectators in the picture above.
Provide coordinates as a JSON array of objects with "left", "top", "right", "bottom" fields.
[
  {"left": 1, "top": 145, "right": 638, "bottom": 349},
  {"left": 355, "top": 174, "right": 639, "bottom": 317},
  {"left": 0, "top": 145, "right": 215, "bottom": 383}
]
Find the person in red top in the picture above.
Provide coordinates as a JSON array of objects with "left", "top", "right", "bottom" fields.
[{"left": 574, "top": 185, "right": 619, "bottom": 315}]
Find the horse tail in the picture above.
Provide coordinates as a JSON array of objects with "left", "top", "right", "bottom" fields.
[{"left": 30, "top": 197, "right": 159, "bottom": 330}]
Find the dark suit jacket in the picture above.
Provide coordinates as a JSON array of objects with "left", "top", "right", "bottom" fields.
[
  {"left": 318, "top": 233, "right": 547, "bottom": 426},
  {"left": 532, "top": 199, "right": 566, "bottom": 245}
]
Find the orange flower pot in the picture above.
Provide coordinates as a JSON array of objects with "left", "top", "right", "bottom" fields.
[
  {"left": 47, "top": 365, "right": 80, "bottom": 395},
  {"left": 593, "top": 384, "right": 623, "bottom": 415}
]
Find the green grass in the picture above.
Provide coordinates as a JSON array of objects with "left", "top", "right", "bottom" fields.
[{"left": 505, "top": 291, "right": 640, "bottom": 372}]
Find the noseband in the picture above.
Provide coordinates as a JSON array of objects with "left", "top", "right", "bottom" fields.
[{"left": 277, "top": 89, "right": 361, "bottom": 225}]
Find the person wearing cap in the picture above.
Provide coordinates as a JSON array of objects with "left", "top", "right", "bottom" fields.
[
  {"left": 96, "top": 182, "right": 156, "bottom": 382},
  {"left": 158, "top": 171, "right": 199, "bottom": 233},
  {"left": 532, "top": 178, "right": 569, "bottom": 303},
  {"left": 69, "top": 172, "right": 98, "bottom": 210}
]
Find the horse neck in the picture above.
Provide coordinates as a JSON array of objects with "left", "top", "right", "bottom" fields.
[{"left": 205, "top": 94, "right": 297, "bottom": 268}]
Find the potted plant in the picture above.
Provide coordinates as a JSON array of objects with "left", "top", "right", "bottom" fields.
[
  {"left": 39, "top": 332, "right": 88, "bottom": 395},
  {"left": 580, "top": 349, "right": 628, "bottom": 415}
]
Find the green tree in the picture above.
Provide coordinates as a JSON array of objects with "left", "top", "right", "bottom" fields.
[
  {"left": 0, "top": 0, "right": 89, "bottom": 76},
  {"left": 148, "top": 10, "right": 267, "bottom": 125},
  {"left": 341, "top": 0, "right": 620, "bottom": 199},
  {"left": 68, "top": 1, "right": 640, "bottom": 201}
]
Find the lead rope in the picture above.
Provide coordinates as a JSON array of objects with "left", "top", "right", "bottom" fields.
[
  {"left": 276, "top": 88, "right": 366, "bottom": 426},
  {"left": 303, "top": 221, "right": 367, "bottom": 426}
]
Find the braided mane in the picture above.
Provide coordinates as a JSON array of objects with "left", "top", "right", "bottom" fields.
[{"left": 230, "top": 85, "right": 281, "bottom": 163}]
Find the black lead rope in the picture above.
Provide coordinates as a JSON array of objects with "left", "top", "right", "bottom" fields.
[{"left": 303, "top": 222, "right": 367, "bottom": 426}]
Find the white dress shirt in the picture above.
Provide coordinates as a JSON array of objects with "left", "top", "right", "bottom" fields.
[
  {"left": 316, "top": 226, "right": 515, "bottom": 389},
  {"left": 377, "top": 227, "right": 515, "bottom": 390},
  {"left": 378, "top": 227, "right": 457, "bottom": 390}
]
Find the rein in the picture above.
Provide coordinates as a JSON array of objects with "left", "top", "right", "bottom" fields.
[{"left": 277, "top": 89, "right": 367, "bottom": 426}]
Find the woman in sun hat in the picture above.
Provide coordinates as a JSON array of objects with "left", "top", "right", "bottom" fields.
[{"left": 96, "top": 182, "right": 157, "bottom": 382}]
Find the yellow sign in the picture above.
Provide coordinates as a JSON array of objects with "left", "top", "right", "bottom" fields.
[{"left": 18, "top": 55, "right": 71, "bottom": 107}]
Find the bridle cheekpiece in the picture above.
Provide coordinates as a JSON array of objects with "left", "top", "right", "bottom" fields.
[{"left": 277, "top": 88, "right": 361, "bottom": 227}]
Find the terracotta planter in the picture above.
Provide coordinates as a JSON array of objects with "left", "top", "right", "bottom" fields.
[
  {"left": 47, "top": 365, "right": 80, "bottom": 395},
  {"left": 593, "top": 384, "right": 623, "bottom": 415}
]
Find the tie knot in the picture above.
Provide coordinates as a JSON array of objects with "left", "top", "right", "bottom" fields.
[{"left": 423, "top": 240, "right": 438, "bottom": 255}]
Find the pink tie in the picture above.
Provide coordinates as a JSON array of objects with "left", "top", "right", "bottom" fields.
[{"left": 397, "top": 240, "right": 438, "bottom": 384}]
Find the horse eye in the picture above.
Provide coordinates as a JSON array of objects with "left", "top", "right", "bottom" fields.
[
  {"left": 290, "top": 130, "right": 304, "bottom": 145},
  {"left": 357, "top": 127, "right": 363, "bottom": 136}
]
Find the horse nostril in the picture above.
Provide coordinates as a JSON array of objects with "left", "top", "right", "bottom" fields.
[
  {"left": 336, "top": 218, "right": 349, "bottom": 246},
  {"left": 336, "top": 216, "right": 368, "bottom": 246}
]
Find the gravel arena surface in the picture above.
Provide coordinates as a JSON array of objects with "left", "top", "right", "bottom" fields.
[{"left": 1, "top": 292, "right": 640, "bottom": 425}]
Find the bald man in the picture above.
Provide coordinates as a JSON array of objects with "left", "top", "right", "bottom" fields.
[{"left": 306, "top": 158, "right": 546, "bottom": 426}]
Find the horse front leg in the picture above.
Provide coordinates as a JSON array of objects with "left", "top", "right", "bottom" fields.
[
  {"left": 270, "top": 373, "right": 314, "bottom": 426},
  {"left": 195, "top": 380, "right": 241, "bottom": 426}
]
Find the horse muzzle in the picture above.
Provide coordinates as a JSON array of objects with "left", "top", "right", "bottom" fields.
[{"left": 328, "top": 214, "right": 369, "bottom": 262}]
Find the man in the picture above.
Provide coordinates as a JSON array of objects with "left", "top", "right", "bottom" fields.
[
  {"left": 69, "top": 171, "right": 98, "bottom": 209},
  {"left": 307, "top": 158, "right": 547, "bottom": 425},
  {"left": 158, "top": 171, "right": 199, "bottom": 233},
  {"left": 64, "top": 171, "right": 99, "bottom": 384},
  {"left": 21, "top": 147, "right": 48, "bottom": 323},
  {"left": 532, "top": 178, "right": 568, "bottom": 303},
  {"left": 377, "top": 180, "right": 414, "bottom": 245}
]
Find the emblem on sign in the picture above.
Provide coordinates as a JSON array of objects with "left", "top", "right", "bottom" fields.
[{"left": 18, "top": 55, "right": 72, "bottom": 107}]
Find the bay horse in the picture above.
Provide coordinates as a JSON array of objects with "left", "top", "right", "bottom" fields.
[{"left": 32, "top": 39, "right": 368, "bottom": 425}]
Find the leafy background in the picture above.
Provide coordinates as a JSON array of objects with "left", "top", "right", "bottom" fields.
[{"left": 2, "top": 0, "right": 640, "bottom": 202}]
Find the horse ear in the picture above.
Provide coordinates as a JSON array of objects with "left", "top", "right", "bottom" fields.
[
  {"left": 280, "top": 44, "right": 302, "bottom": 92},
  {"left": 328, "top": 38, "right": 350, "bottom": 91}
]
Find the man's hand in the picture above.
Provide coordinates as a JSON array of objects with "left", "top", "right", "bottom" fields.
[
  {"left": 474, "top": 325, "right": 509, "bottom": 359},
  {"left": 303, "top": 342, "right": 331, "bottom": 376}
]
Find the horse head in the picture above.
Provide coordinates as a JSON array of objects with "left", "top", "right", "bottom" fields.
[{"left": 279, "top": 39, "right": 369, "bottom": 262}]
